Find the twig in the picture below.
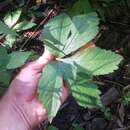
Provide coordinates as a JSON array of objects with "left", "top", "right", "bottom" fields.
[
  {"left": 124, "top": 84, "right": 130, "bottom": 91},
  {"left": 110, "top": 21, "right": 130, "bottom": 27},
  {"left": 102, "top": 79, "right": 125, "bottom": 88},
  {"left": 0, "top": 34, "right": 6, "bottom": 42},
  {"left": 94, "top": 81, "right": 106, "bottom": 86},
  {"left": 26, "top": 0, "right": 31, "bottom": 6},
  {"left": 20, "top": 9, "right": 55, "bottom": 50}
]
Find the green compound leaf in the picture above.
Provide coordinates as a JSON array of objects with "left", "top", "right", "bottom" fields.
[
  {"left": 41, "top": 12, "right": 99, "bottom": 57},
  {"left": 73, "top": 47, "right": 123, "bottom": 75},
  {"left": 39, "top": 12, "right": 123, "bottom": 122},
  {"left": 6, "top": 51, "right": 32, "bottom": 69},
  {"left": 38, "top": 47, "right": 123, "bottom": 121},
  {"left": 38, "top": 57, "right": 103, "bottom": 121},
  {"left": 4, "top": 8, "right": 22, "bottom": 27}
]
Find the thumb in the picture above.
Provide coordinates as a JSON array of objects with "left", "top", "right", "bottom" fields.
[
  {"left": 35, "top": 48, "right": 55, "bottom": 70},
  {"left": 20, "top": 48, "right": 55, "bottom": 74}
]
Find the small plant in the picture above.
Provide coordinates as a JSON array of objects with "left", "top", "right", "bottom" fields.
[
  {"left": 39, "top": 12, "right": 123, "bottom": 122},
  {"left": 69, "top": 0, "right": 129, "bottom": 21},
  {"left": 123, "top": 91, "right": 130, "bottom": 105},
  {"left": 122, "top": 87, "right": 130, "bottom": 106},
  {"left": 0, "top": 8, "right": 36, "bottom": 47}
]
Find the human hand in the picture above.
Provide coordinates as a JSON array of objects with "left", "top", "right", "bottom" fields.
[{"left": 0, "top": 48, "right": 69, "bottom": 130}]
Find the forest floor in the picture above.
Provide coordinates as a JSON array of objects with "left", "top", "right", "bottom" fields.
[{"left": 1, "top": 1, "right": 130, "bottom": 130}]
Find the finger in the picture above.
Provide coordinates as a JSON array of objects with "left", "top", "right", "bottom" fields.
[
  {"left": 12, "top": 48, "right": 54, "bottom": 82},
  {"left": 32, "top": 48, "right": 55, "bottom": 72},
  {"left": 30, "top": 99, "right": 47, "bottom": 126},
  {"left": 21, "top": 48, "right": 55, "bottom": 73},
  {"left": 36, "top": 48, "right": 55, "bottom": 67},
  {"left": 60, "top": 86, "right": 70, "bottom": 103},
  {"left": 14, "top": 48, "right": 54, "bottom": 89}
]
